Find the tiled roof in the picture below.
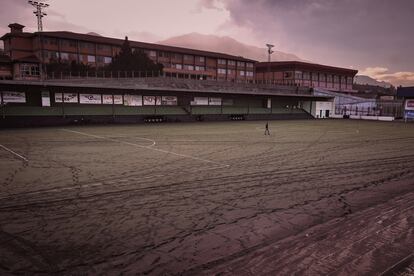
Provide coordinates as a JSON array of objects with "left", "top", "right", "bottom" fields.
[{"left": 2, "top": 30, "right": 256, "bottom": 62}]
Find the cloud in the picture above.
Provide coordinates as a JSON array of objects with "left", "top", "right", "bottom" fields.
[
  {"left": 199, "top": 0, "right": 414, "bottom": 74},
  {"left": 360, "top": 67, "right": 414, "bottom": 86},
  {"left": 359, "top": 67, "right": 390, "bottom": 76},
  {"left": 195, "top": 0, "right": 223, "bottom": 11}
]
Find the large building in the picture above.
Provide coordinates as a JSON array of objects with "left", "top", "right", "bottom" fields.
[
  {"left": 1, "top": 23, "right": 358, "bottom": 94},
  {"left": 1, "top": 23, "right": 256, "bottom": 82},
  {"left": 0, "top": 23, "right": 367, "bottom": 126},
  {"left": 256, "top": 61, "right": 357, "bottom": 93}
]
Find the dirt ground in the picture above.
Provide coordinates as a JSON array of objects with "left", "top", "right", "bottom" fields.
[{"left": 0, "top": 120, "right": 413, "bottom": 275}]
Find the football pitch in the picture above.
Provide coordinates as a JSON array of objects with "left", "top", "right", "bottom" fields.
[{"left": 0, "top": 120, "right": 413, "bottom": 274}]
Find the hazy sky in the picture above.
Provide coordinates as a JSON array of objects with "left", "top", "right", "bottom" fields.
[{"left": 1, "top": 0, "right": 413, "bottom": 86}]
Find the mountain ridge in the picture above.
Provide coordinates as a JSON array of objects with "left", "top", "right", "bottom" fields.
[{"left": 158, "top": 33, "right": 304, "bottom": 62}]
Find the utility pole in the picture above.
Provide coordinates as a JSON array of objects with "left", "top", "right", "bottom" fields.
[{"left": 28, "top": 1, "right": 49, "bottom": 32}]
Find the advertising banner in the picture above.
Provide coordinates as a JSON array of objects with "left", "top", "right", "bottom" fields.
[
  {"left": 143, "top": 96, "right": 156, "bottom": 106},
  {"left": 155, "top": 96, "right": 162, "bottom": 106},
  {"left": 2, "top": 91, "right": 26, "bottom": 103},
  {"left": 64, "top": 93, "right": 78, "bottom": 103},
  {"left": 113, "top": 95, "right": 123, "bottom": 105},
  {"left": 405, "top": 99, "right": 414, "bottom": 111},
  {"left": 162, "top": 96, "right": 178, "bottom": 106},
  {"left": 124, "top": 94, "right": 142, "bottom": 106},
  {"left": 405, "top": 110, "right": 414, "bottom": 119},
  {"left": 193, "top": 97, "right": 209, "bottom": 105},
  {"left": 102, "top": 95, "right": 113, "bottom": 104},
  {"left": 209, "top": 97, "right": 222, "bottom": 106},
  {"left": 41, "top": 91, "right": 51, "bottom": 107},
  {"left": 79, "top": 94, "right": 102, "bottom": 104},
  {"left": 55, "top": 93, "right": 63, "bottom": 103}
]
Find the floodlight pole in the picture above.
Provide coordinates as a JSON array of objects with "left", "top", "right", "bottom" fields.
[
  {"left": 266, "top": 44, "right": 274, "bottom": 63},
  {"left": 266, "top": 44, "right": 274, "bottom": 84},
  {"left": 28, "top": 1, "right": 49, "bottom": 80},
  {"left": 28, "top": 1, "right": 49, "bottom": 32}
]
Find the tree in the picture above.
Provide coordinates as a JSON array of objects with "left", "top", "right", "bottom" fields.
[{"left": 108, "top": 36, "right": 163, "bottom": 73}]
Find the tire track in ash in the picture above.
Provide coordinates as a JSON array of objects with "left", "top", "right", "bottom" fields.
[
  {"left": 198, "top": 193, "right": 414, "bottom": 276},
  {"left": 0, "top": 151, "right": 413, "bottom": 211},
  {"left": 0, "top": 138, "right": 62, "bottom": 275},
  {"left": 3, "top": 161, "right": 410, "bottom": 275},
  {"left": 380, "top": 253, "right": 414, "bottom": 276}
]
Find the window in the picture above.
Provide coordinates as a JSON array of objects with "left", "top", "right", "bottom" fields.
[
  {"left": 159, "top": 52, "right": 170, "bottom": 58},
  {"left": 20, "top": 63, "right": 40, "bottom": 77},
  {"left": 303, "top": 72, "right": 310, "bottom": 80},
  {"left": 239, "top": 70, "right": 245, "bottom": 76},
  {"left": 80, "top": 42, "right": 95, "bottom": 50},
  {"left": 327, "top": 75, "right": 333, "bottom": 82},
  {"left": 60, "top": 52, "right": 69, "bottom": 60},
  {"left": 174, "top": 63, "right": 182, "bottom": 70},
  {"left": 172, "top": 53, "right": 182, "bottom": 60},
  {"left": 69, "top": 40, "right": 77, "bottom": 47},
  {"left": 312, "top": 73, "right": 318, "bottom": 81},
  {"left": 295, "top": 71, "right": 302, "bottom": 79},
  {"left": 198, "top": 56, "right": 205, "bottom": 62},
  {"left": 78, "top": 54, "right": 87, "bottom": 62},
  {"left": 60, "top": 39, "right": 75, "bottom": 48},
  {"left": 184, "top": 55, "right": 193, "bottom": 61},
  {"left": 195, "top": 66, "right": 205, "bottom": 71},
  {"left": 87, "top": 55, "right": 96, "bottom": 62},
  {"left": 237, "top": 61, "right": 245, "bottom": 67},
  {"left": 347, "top": 77, "right": 353, "bottom": 84},
  {"left": 246, "top": 71, "right": 254, "bottom": 77},
  {"left": 49, "top": 38, "right": 58, "bottom": 45},
  {"left": 218, "top": 68, "right": 226, "bottom": 74},
  {"left": 96, "top": 56, "right": 104, "bottom": 63},
  {"left": 184, "top": 65, "right": 194, "bottom": 70},
  {"left": 334, "top": 75, "right": 339, "bottom": 83},
  {"left": 69, "top": 53, "right": 77, "bottom": 61},
  {"left": 97, "top": 44, "right": 111, "bottom": 51},
  {"left": 104, "top": 57, "right": 112, "bottom": 64},
  {"left": 218, "top": 59, "right": 226, "bottom": 65},
  {"left": 44, "top": 50, "right": 60, "bottom": 60},
  {"left": 227, "top": 69, "right": 232, "bottom": 74},
  {"left": 148, "top": 50, "right": 157, "bottom": 57},
  {"left": 228, "top": 60, "right": 236, "bottom": 66},
  {"left": 20, "top": 64, "right": 30, "bottom": 76},
  {"left": 246, "top": 62, "right": 254, "bottom": 68},
  {"left": 284, "top": 72, "right": 293, "bottom": 79}
]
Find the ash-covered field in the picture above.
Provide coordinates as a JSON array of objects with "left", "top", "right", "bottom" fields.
[{"left": 0, "top": 120, "right": 413, "bottom": 275}]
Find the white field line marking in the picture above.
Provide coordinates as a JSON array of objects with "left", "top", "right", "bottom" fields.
[
  {"left": 107, "top": 134, "right": 156, "bottom": 147},
  {"left": 0, "top": 143, "right": 28, "bottom": 162},
  {"left": 61, "top": 129, "right": 229, "bottom": 167}
]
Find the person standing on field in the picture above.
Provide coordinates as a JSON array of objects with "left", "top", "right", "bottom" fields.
[{"left": 264, "top": 122, "right": 270, "bottom": 135}]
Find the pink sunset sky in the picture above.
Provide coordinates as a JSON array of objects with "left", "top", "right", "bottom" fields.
[{"left": 1, "top": 0, "right": 413, "bottom": 86}]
